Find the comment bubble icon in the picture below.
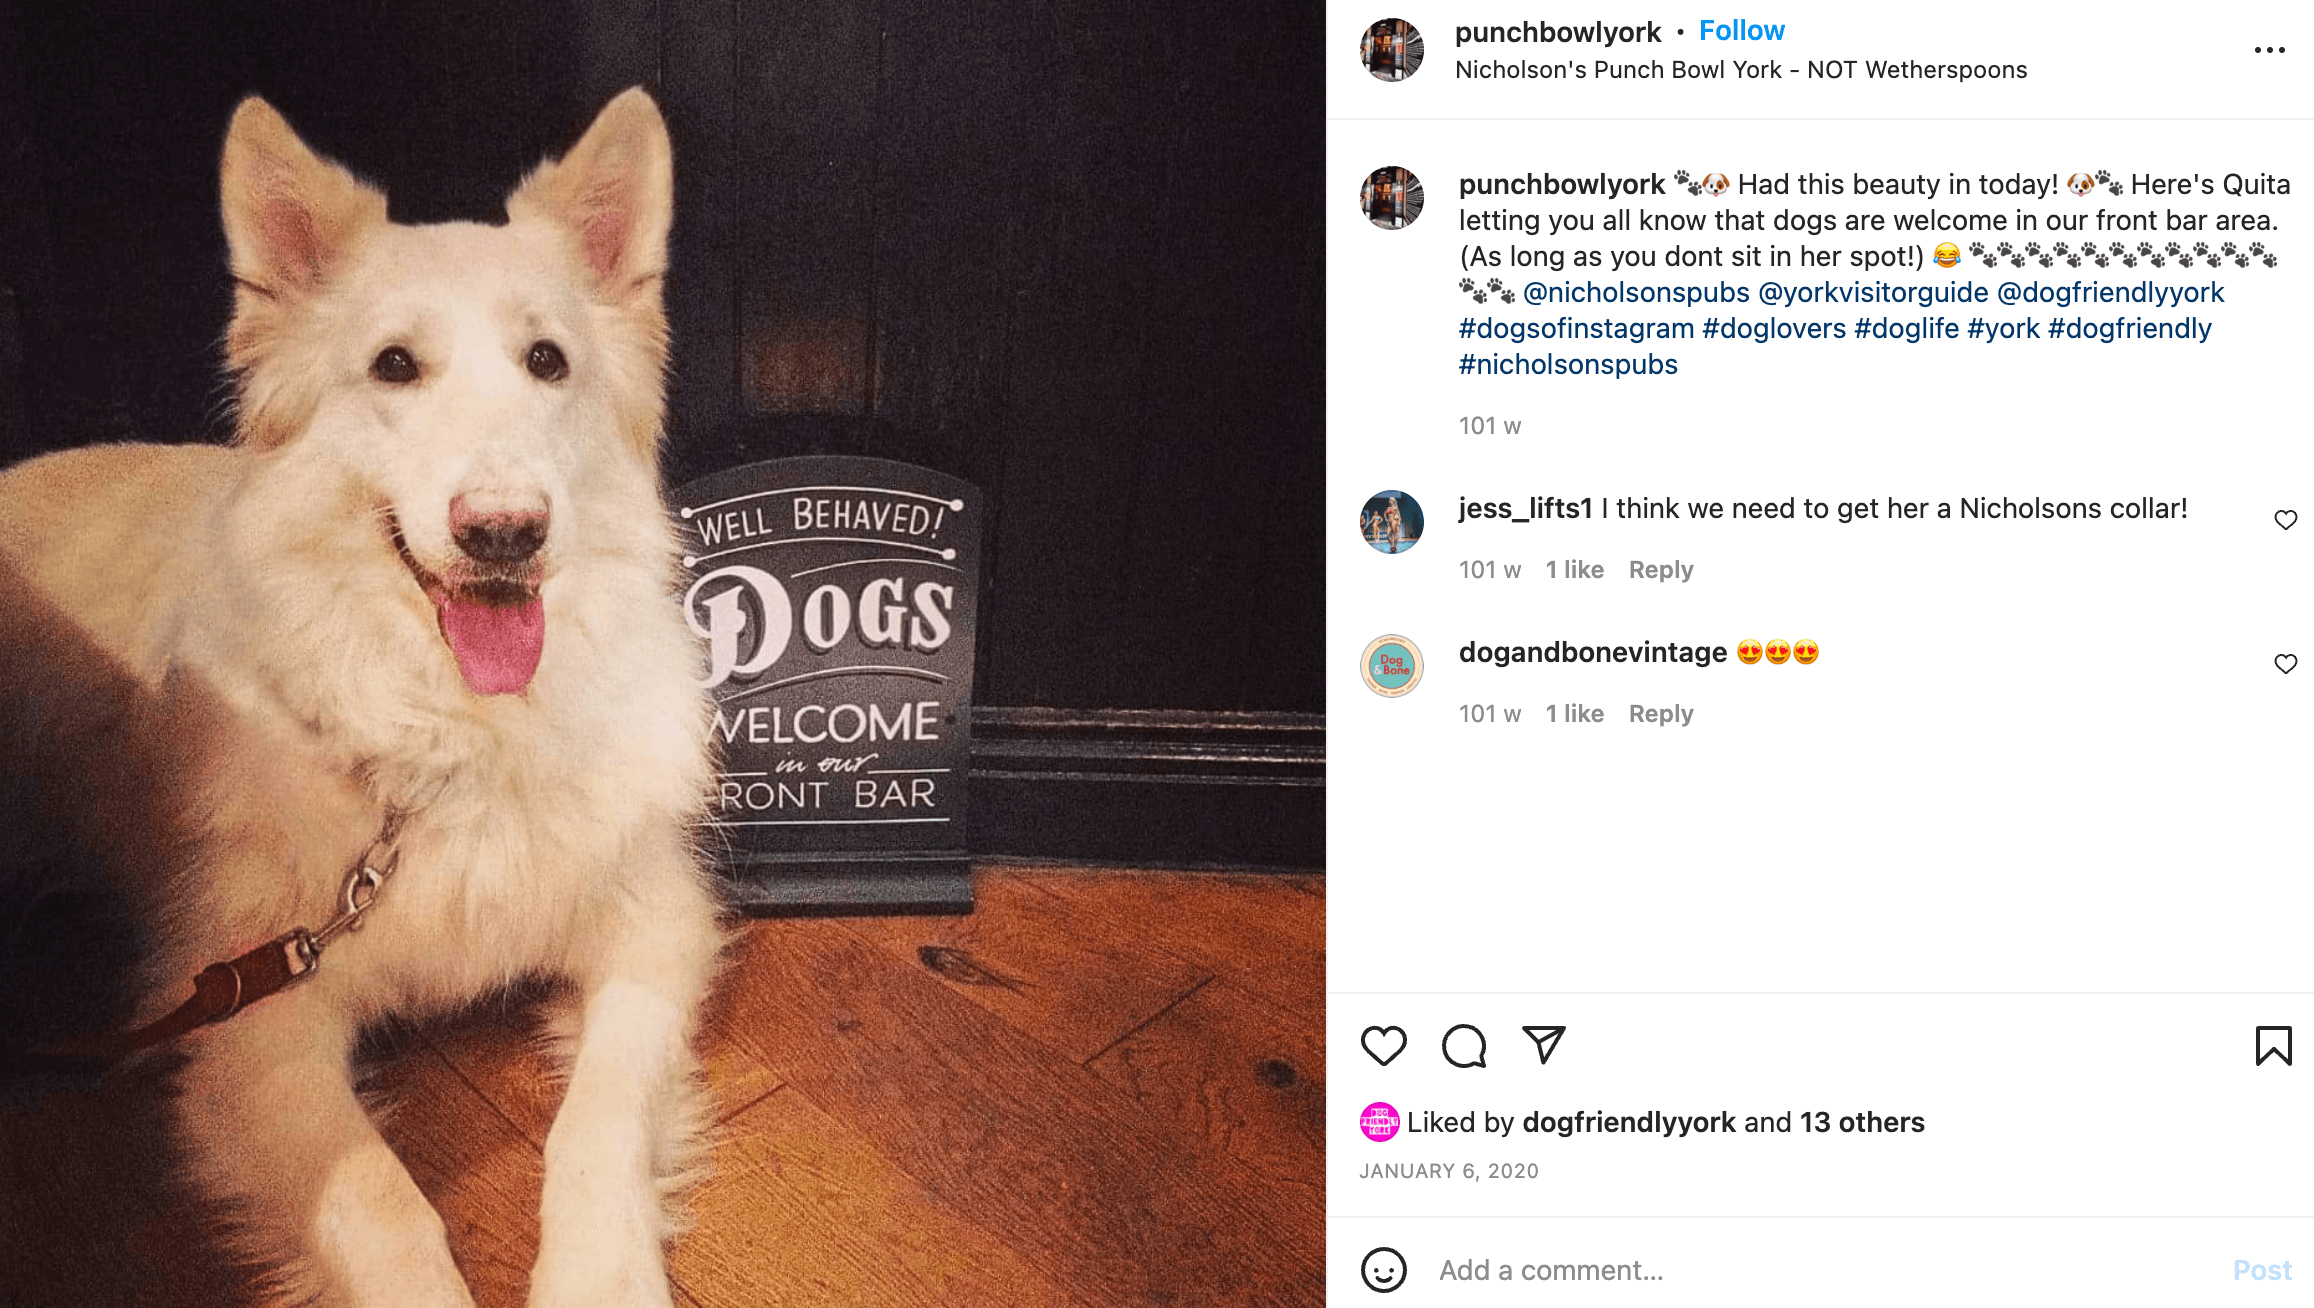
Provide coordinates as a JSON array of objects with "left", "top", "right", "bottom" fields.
[{"left": 1441, "top": 1023, "right": 1488, "bottom": 1068}]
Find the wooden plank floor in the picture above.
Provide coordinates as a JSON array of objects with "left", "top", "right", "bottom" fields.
[{"left": 0, "top": 868, "right": 1324, "bottom": 1307}]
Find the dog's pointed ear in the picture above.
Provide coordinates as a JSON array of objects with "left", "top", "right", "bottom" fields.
[
  {"left": 507, "top": 88, "right": 672, "bottom": 295},
  {"left": 218, "top": 97, "right": 385, "bottom": 296}
]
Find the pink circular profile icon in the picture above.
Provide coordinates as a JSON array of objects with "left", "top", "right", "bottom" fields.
[{"left": 1360, "top": 1101, "right": 1402, "bottom": 1142}]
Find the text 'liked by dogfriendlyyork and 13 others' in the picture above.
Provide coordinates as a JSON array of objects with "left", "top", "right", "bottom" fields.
[{"left": 1328, "top": 3, "right": 2308, "bottom": 1303}]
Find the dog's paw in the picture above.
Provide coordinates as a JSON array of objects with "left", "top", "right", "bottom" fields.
[
  {"left": 300, "top": 1140, "right": 479, "bottom": 1308},
  {"left": 527, "top": 1276, "right": 676, "bottom": 1308},
  {"left": 527, "top": 1247, "right": 676, "bottom": 1308}
]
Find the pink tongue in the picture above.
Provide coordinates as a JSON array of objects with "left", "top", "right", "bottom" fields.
[{"left": 437, "top": 594, "right": 545, "bottom": 695}]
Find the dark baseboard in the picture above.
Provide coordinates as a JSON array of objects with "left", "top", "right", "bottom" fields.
[
  {"left": 722, "top": 860, "right": 976, "bottom": 917},
  {"left": 969, "top": 707, "right": 1325, "bottom": 871}
]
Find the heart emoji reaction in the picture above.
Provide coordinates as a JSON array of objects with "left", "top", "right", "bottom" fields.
[{"left": 1361, "top": 1025, "right": 1409, "bottom": 1066}]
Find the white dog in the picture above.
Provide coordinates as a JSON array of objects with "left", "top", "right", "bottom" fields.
[{"left": 0, "top": 89, "right": 721, "bottom": 1306}]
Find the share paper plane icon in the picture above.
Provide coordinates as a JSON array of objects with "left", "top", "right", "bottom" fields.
[{"left": 1521, "top": 1025, "right": 1567, "bottom": 1066}]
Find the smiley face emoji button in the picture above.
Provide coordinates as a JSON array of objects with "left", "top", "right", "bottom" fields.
[
  {"left": 1361, "top": 1247, "right": 1408, "bottom": 1293},
  {"left": 1794, "top": 639, "right": 1819, "bottom": 665},
  {"left": 1764, "top": 639, "right": 1791, "bottom": 665},
  {"left": 1935, "top": 242, "right": 1960, "bottom": 268},
  {"left": 1737, "top": 639, "right": 1764, "bottom": 665}
]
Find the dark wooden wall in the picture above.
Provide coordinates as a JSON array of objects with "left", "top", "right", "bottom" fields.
[{"left": 0, "top": 0, "right": 1323, "bottom": 868}]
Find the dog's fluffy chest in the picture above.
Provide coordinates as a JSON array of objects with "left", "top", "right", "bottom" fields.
[{"left": 348, "top": 796, "right": 619, "bottom": 1011}]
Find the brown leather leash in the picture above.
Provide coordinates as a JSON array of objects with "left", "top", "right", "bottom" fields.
[{"left": 4, "top": 817, "right": 402, "bottom": 1076}]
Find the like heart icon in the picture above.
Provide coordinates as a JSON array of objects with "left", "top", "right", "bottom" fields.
[
  {"left": 2279, "top": 509, "right": 2299, "bottom": 530},
  {"left": 2279, "top": 654, "right": 2299, "bottom": 675},
  {"left": 1361, "top": 1025, "right": 1408, "bottom": 1067}
]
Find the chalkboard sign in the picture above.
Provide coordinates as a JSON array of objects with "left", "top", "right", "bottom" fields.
[{"left": 671, "top": 457, "right": 979, "bottom": 915}]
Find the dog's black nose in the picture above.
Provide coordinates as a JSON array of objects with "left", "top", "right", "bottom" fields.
[
  {"left": 455, "top": 515, "right": 546, "bottom": 564},
  {"left": 449, "top": 495, "right": 548, "bottom": 565}
]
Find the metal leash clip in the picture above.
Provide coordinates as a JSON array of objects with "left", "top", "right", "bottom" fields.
[{"left": 288, "top": 836, "right": 403, "bottom": 979}]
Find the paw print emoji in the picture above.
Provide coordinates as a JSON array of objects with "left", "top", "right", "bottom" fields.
[
  {"left": 2122, "top": 254, "right": 2137, "bottom": 267},
  {"left": 2249, "top": 242, "right": 2265, "bottom": 255},
  {"left": 1487, "top": 277, "right": 1502, "bottom": 291},
  {"left": 2096, "top": 169, "right": 2111, "bottom": 183},
  {"left": 2192, "top": 242, "right": 2209, "bottom": 256},
  {"left": 1969, "top": 241, "right": 1985, "bottom": 256},
  {"left": 2094, "top": 254, "right": 2110, "bottom": 267},
  {"left": 1460, "top": 277, "right": 1475, "bottom": 292},
  {"left": 2222, "top": 242, "right": 2237, "bottom": 256},
  {"left": 2108, "top": 182, "right": 2123, "bottom": 195},
  {"left": 2053, "top": 241, "right": 2070, "bottom": 256},
  {"left": 1499, "top": 289, "right": 1514, "bottom": 303},
  {"left": 2038, "top": 253, "right": 2054, "bottom": 267},
  {"left": 2010, "top": 254, "right": 2026, "bottom": 267},
  {"left": 2066, "top": 254, "right": 2082, "bottom": 267},
  {"left": 2150, "top": 253, "right": 2165, "bottom": 267},
  {"left": 2165, "top": 241, "right": 2181, "bottom": 256},
  {"left": 1674, "top": 169, "right": 1691, "bottom": 184},
  {"left": 2138, "top": 242, "right": 2154, "bottom": 256},
  {"left": 2264, "top": 253, "right": 2279, "bottom": 267}
]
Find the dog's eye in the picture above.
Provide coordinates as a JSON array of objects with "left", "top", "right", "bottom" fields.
[
  {"left": 370, "top": 346, "right": 420, "bottom": 385},
  {"left": 526, "top": 340, "right": 569, "bottom": 383}
]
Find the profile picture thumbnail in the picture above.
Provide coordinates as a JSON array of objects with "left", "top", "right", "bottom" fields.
[
  {"left": 1361, "top": 634, "right": 1423, "bottom": 698},
  {"left": 1362, "top": 19, "right": 1424, "bottom": 81},
  {"left": 1361, "top": 166, "right": 1424, "bottom": 230},
  {"left": 1361, "top": 490, "right": 1423, "bottom": 555}
]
